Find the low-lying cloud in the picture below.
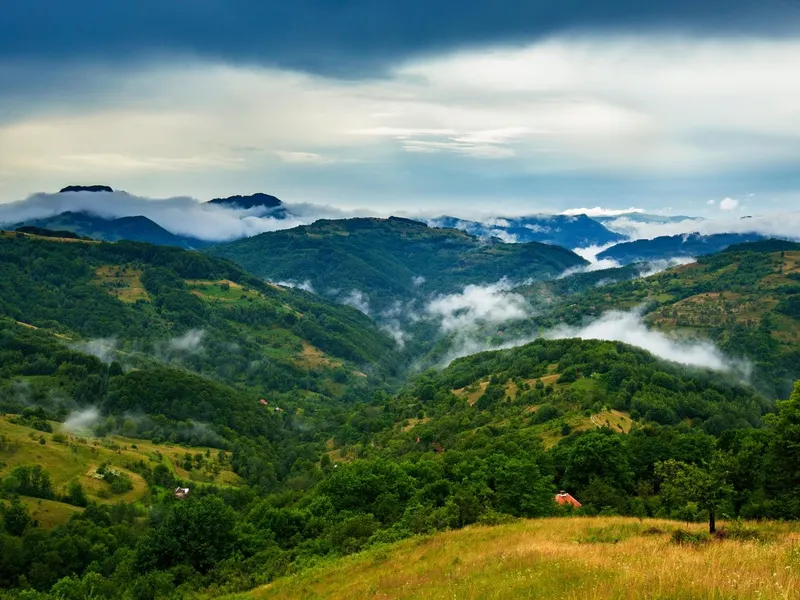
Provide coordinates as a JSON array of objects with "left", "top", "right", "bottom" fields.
[
  {"left": 426, "top": 280, "right": 531, "bottom": 333},
  {"left": 63, "top": 407, "right": 101, "bottom": 434},
  {"left": 275, "top": 279, "right": 315, "bottom": 293},
  {"left": 545, "top": 309, "right": 750, "bottom": 375},
  {"left": 342, "top": 290, "right": 371, "bottom": 315},
  {"left": 637, "top": 257, "right": 696, "bottom": 278},
  {"left": 0, "top": 189, "right": 364, "bottom": 242},
  {"left": 72, "top": 337, "right": 118, "bottom": 363},
  {"left": 603, "top": 210, "right": 800, "bottom": 242},
  {"left": 168, "top": 329, "right": 205, "bottom": 353},
  {"left": 425, "top": 280, "right": 537, "bottom": 365}
]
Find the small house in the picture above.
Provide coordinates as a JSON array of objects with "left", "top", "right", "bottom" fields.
[
  {"left": 174, "top": 487, "right": 190, "bottom": 499},
  {"left": 259, "top": 399, "right": 269, "bottom": 406},
  {"left": 554, "top": 490, "right": 581, "bottom": 508}
]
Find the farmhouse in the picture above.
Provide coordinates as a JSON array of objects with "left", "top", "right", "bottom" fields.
[
  {"left": 174, "top": 487, "right": 190, "bottom": 499},
  {"left": 554, "top": 490, "right": 582, "bottom": 508}
]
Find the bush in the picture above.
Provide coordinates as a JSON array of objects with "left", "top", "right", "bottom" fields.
[{"left": 671, "top": 529, "right": 709, "bottom": 546}]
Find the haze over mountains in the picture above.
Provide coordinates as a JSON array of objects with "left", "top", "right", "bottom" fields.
[{"left": 0, "top": 185, "right": 797, "bottom": 254}]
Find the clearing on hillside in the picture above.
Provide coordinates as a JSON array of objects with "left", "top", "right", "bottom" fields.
[
  {"left": 93, "top": 264, "right": 150, "bottom": 303},
  {"left": 0, "top": 415, "right": 243, "bottom": 526}
]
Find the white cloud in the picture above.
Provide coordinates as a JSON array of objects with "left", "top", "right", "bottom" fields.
[
  {"left": 545, "top": 309, "right": 750, "bottom": 375},
  {"left": 4, "top": 35, "right": 800, "bottom": 203},
  {"left": 707, "top": 199, "right": 716, "bottom": 205},
  {"left": 0, "top": 189, "right": 361, "bottom": 242},
  {"left": 63, "top": 407, "right": 101, "bottom": 434},
  {"left": 168, "top": 329, "right": 205, "bottom": 353},
  {"left": 637, "top": 257, "right": 696, "bottom": 278},
  {"left": 72, "top": 337, "right": 118, "bottom": 363},
  {"left": 557, "top": 243, "right": 621, "bottom": 277},
  {"left": 426, "top": 280, "right": 531, "bottom": 333},
  {"left": 719, "top": 197, "right": 740, "bottom": 211},
  {"left": 342, "top": 290, "right": 371, "bottom": 315},
  {"left": 602, "top": 210, "right": 800, "bottom": 241},
  {"left": 275, "top": 279, "right": 315, "bottom": 293}
]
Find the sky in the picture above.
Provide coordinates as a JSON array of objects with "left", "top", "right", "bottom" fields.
[{"left": 2, "top": 1, "right": 800, "bottom": 216}]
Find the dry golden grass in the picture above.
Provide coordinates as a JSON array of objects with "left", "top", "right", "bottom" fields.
[
  {"left": 452, "top": 381, "right": 489, "bottom": 406},
  {"left": 93, "top": 265, "right": 150, "bottom": 303},
  {"left": 296, "top": 342, "right": 340, "bottom": 369},
  {"left": 0, "top": 230, "right": 99, "bottom": 244},
  {"left": 591, "top": 410, "right": 634, "bottom": 434},
  {"left": 235, "top": 517, "right": 800, "bottom": 600}
]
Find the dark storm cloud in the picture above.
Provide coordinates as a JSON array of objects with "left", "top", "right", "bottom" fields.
[{"left": 1, "top": 1, "right": 798, "bottom": 76}]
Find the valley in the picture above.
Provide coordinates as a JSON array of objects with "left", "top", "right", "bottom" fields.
[{"left": 0, "top": 212, "right": 798, "bottom": 600}]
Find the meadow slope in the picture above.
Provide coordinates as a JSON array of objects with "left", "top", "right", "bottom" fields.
[{"left": 234, "top": 517, "right": 800, "bottom": 600}]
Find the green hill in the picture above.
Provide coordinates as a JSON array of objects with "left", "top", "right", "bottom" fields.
[
  {"left": 2, "top": 232, "right": 800, "bottom": 600},
  {"left": 515, "top": 240, "right": 800, "bottom": 397},
  {"left": 15, "top": 211, "right": 208, "bottom": 249},
  {"left": 0, "top": 413, "right": 243, "bottom": 527},
  {"left": 207, "top": 217, "right": 587, "bottom": 313},
  {"left": 0, "top": 231, "right": 401, "bottom": 386}
]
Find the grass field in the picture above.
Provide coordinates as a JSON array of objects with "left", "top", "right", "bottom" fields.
[
  {"left": 186, "top": 279, "right": 264, "bottom": 305},
  {"left": 93, "top": 264, "right": 150, "bottom": 303},
  {"left": 232, "top": 517, "right": 800, "bottom": 600},
  {"left": 0, "top": 415, "right": 243, "bottom": 525}
]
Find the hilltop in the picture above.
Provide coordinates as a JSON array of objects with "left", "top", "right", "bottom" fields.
[
  {"left": 15, "top": 212, "right": 208, "bottom": 249},
  {"left": 208, "top": 217, "right": 587, "bottom": 312}
]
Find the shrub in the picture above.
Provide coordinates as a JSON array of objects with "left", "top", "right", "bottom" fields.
[{"left": 671, "top": 529, "right": 709, "bottom": 546}]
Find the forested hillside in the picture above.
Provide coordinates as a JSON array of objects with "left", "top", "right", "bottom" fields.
[
  {"left": 514, "top": 240, "right": 800, "bottom": 397},
  {"left": 208, "top": 217, "right": 587, "bottom": 312},
  {"left": 1, "top": 231, "right": 800, "bottom": 600}
]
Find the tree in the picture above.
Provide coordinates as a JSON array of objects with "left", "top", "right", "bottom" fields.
[
  {"left": 656, "top": 454, "right": 734, "bottom": 533},
  {"left": 493, "top": 458, "right": 554, "bottom": 518},
  {"left": 63, "top": 480, "right": 89, "bottom": 507},
  {"left": 135, "top": 495, "right": 237, "bottom": 573},
  {"left": 2, "top": 498, "right": 35, "bottom": 536}
]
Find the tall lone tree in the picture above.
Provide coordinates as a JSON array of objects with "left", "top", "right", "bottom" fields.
[{"left": 656, "top": 454, "right": 734, "bottom": 534}]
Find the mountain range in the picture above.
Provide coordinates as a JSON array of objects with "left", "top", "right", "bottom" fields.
[
  {"left": 597, "top": 232, "right": 767, "bottom": 264},
  {"left": 207, "top": 216, "right": 588, "bottom": 313},
  {"left": 427, "top": 214, "right": 625, "bottom": 247}
]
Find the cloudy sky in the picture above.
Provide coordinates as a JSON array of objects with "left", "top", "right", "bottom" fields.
[{"left": 2, "top": 1, "right": 800, "bottom": 215}]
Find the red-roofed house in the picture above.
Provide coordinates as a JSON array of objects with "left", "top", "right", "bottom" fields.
[{"left": 554, "top": 490, "right": 582, "bottom": 508}]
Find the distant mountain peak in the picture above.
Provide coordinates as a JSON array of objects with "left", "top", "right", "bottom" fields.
[
  {"left": 59, "top": 185, "right": 114, "bottom": 193},
  {"left": 208, "top": 193, "right": 283, "bottom": 210}
]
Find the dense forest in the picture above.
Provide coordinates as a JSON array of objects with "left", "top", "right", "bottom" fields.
[
  {"left": 208, "top": 217, "right": 588, "bottom": 312},
  {"left": 1, "top": 231, "right": 799, "bottom": 599}
]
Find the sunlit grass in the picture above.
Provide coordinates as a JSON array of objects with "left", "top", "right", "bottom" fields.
[{"left": 233, "top": 517, "right": 800, "bottom": 600}]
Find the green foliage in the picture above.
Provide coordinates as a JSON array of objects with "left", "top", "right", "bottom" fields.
[
  {"left": 3, "top": 465, "right": 54, "bottom": 500},
  {"left": 136, "top": 495, "right": 237, "bottom": 573},
  {"left": 2, "top": 498, "right": 36, "bottom": 536},
  {"left": 656, "top": 454, "right": 734, "bottom": 533},
  {"left": 670, "top": 528, "right": 710, "bottom": 546},
  {"left": 209, "top": 217, "right": 586, "bottom": 313}
]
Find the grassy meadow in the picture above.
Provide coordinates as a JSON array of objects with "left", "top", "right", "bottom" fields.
[
  {"left": 0, "top": 414, "right": 243, "bottom": 525},
  {"left": 233, "top": 517, "right": 800, "bottom": 600}
]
